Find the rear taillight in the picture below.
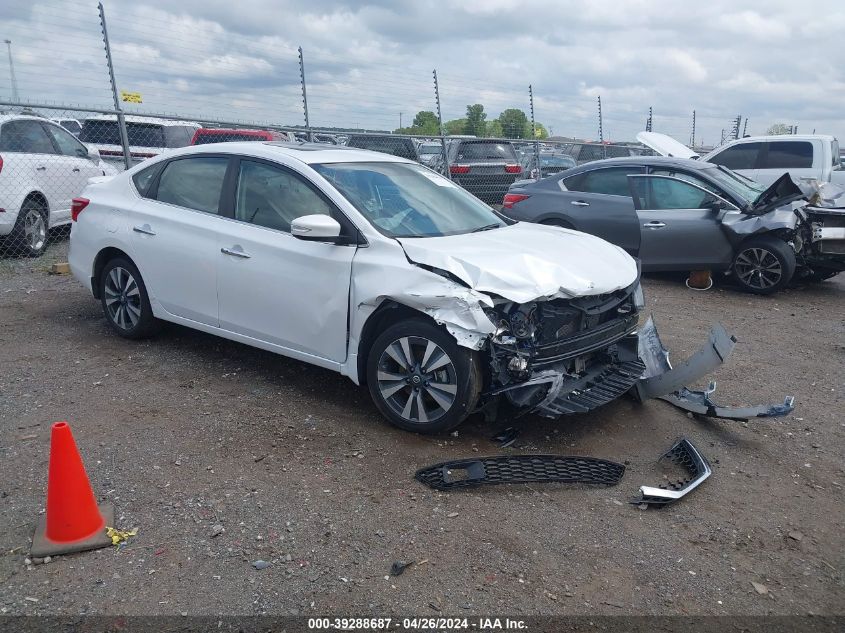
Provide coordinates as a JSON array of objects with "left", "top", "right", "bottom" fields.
[
  {"left": 502, "top": 193, "right": 530, "bottom": 209},
  {"left": 449, "top": 164, "right": 470, "bottom": 174},
  {"left": 0, "top": 155, "right": 3, "bottom": 174},
  {"left": 504, "top": 164, "right": 522, "bottom": 174},
  {"left": 71, "top": 197, "right": 90, "bottom": 222}
]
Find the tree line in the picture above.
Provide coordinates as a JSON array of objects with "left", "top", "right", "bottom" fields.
[{"left": 395, "top": 105, "right": 548, "bottom": 139}]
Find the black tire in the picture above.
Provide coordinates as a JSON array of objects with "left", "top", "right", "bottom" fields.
[
  {"left": 731, "top": 237, "right": 796, "bottom": 295},
  {"left": 366, "top": 318, "right": 481, "bottom": 434},
  {"left": 10, "top": 198, "right": 48, "bottom": 258},
  {"left": 99, "top": 257, "right": 160, "bottom": 339}
]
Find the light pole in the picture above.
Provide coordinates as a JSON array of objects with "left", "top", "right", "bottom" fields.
[{"left": 4, "top": 39, "right": 20, "bottom": 102}]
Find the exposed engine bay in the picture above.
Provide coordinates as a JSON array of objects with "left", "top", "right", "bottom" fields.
[{"left": 481, "top": 280, "right": 647, "bottom": 417}]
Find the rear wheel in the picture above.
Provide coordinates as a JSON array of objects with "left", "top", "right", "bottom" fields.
[
  {"left": 10, "top": 199, "right": 48, "bottom": 257},
  {"left": 367, "top": 318, "right": 481, "bottom": 434},
  {"left": 731, "top": 237, "right": 796, "bottom": 295},
  {"left": 99, "top": 257, "right": 160, "bottom": 339}
]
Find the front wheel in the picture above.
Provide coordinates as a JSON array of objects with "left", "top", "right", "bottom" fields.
[
  {"left": 366, "top": 318, "right": 481, "bottom": 434},
  {"left": 731, "top": 237, "right": 796, "bottom": 295}
]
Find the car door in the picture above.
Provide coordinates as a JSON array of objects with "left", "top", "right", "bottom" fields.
[
  {"left": 705, "top": 141, "right": 764, "bottom": 183},
  {"left": 628, "top": 174, "right": 736, "bottom": 270},
  {"left": 129, "top": 155, "right": 231, "bottom": 326},
  {"left": 0, "top": 120, "right": 66, "bottom": 222},
  {"left": 42, "top": 121, "right": 102, "bottom": 225},
  {"left": 555, "top": 165, "right": 644, "bottom": 254},
  {"left": 216, "top": 158, "right": 357, "bottom": 362}
]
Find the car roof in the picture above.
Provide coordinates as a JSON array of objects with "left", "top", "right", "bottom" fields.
[
  {"left": 569, "top": 156, "right": 716, "bottom": 171},
  {"left": 84, "top": 114, "right": 200, "bottom": 127},
  {"left": 159, "top": 141, "right": 416, "bottom": 165},
  {"left": 0, "top": 113, "right": 61, "bottom": 125},
  {"left": 723, "top": 134, "right": 836, "bottom": 143}
]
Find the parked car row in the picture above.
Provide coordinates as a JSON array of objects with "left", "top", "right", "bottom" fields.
[{"left": 0, "top": 114, "right": 118, "bottom": 256}]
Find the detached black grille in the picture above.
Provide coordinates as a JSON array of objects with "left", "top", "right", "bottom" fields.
[
  {"left": 415, "top": 455, "right": 625, "bottom": 491},
  {"left": 536, "top": 358, "right": 646, "bottom": 416}
]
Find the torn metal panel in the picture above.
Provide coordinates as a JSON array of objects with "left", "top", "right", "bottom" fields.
[
  {"left": 415, "top": 454, "right": 625, "bottom": 491},
  {"left": 721, "top": 205, "right": 801, "bottom": 236},
  {"left": 634, "top": 438, "right": 711, "bottom": 507},
  {"left": 659, "top": 381, "right": 795, "bottom": 420},
  {"left": 635, "top": 317, "right": 736, "bottom": 400},
  {"left": 396, "top": 222, "right": 639, "bottom": 303}
]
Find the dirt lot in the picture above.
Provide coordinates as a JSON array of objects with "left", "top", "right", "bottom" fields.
[{"left": 1, "top": 239, "right": 843, "bottom": 618}]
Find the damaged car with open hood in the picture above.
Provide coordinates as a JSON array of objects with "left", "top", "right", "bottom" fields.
[
  {"left": 69, "top": 143, "right": 781, "bottom": 433},
  {"left": 504, "top": 141, "right": 845, "bottom": 293}
]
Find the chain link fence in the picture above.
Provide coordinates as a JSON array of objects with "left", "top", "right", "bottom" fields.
[
  {"left": 0, "top": 100, "right": 655, "bottom": 263},
  {"left": 0, "top": 0, "right": 724, "bottom": 265}
]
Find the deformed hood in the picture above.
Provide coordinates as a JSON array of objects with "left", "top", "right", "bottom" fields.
[
  {"left": 636, "top": 131, "right": 699, "bottom": 159},
  {"left": 751, "top": 172, "right": 806, "bottom": 213},
  {"left": 396, "top": 222, "right": 639, "bottom": 304}
]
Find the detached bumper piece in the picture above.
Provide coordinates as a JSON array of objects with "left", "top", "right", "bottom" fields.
[
  {"left": 635, "top": 317, "right": 736, "bottom": 400},
  {"left": 634, "top": 438, "right": 711, "bottom": 507},
  {"left": 415, "top": 455, "right": 625, "bottom": 491},
  {"left": 659, "top": 381, "right": 795, "bottom": 421}
]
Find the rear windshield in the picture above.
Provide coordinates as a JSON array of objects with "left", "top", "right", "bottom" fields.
[
  {"left": 346, "top": 136, "right": 417, "bottom": 160},
  {"left": 419, "top": 144, "right": 440, "bottom": 155},
  {"left": 194, "top": 131, "right": 266, "bottom": 144},
  {"left": 80, "top": 120, "right": 166, "bottom": 147},
  {"left": 541, "top": 155, "right": 575, "bottom": 167},
  {"left": 456, "top": 141, "right": 516, "bottom": 162}
]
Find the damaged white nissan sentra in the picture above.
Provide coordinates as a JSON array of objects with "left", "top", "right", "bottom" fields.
[{"left": 70, "top": 143, "right": 738, "bottom": 433}]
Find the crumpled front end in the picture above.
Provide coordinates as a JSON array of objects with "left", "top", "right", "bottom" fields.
[{"left": 481, "top": 278, "right": 649, "bottom": 417}]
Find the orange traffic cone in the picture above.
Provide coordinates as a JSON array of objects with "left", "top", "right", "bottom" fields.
[{"left": 30, "top": 421, "right": 114, "bottom": 558}]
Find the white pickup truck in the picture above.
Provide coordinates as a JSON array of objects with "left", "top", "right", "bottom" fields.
[{"left": 638, "top": 132, "right": 844, "bottom": 187}]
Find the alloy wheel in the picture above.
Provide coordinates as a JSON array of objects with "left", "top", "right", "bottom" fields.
[
  {"left": 24, "top": 209, "right": 46, "bottom": 253},
  {"left": 104, "top": 266, "right": 142, "bottom": 330},
  {"left": 734, "top": 247, "right": 783, "bottom": 290},
  {"left": 376, "top": 336, "right": 458, "bottom": 424}
]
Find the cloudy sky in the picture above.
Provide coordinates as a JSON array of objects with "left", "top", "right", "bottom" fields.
[{"left": 2, "top": 0, "right": 844, "bottom": 145}]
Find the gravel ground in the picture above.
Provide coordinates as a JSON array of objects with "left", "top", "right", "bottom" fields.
[{"left": 0, "top": 239, "right": 843, "bottom": 618}]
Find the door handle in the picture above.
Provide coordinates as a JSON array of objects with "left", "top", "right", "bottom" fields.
[
  {"left": 643, "top": 221, "right": 666, "bottom": 228},
  {"left": 36, "top": 166, "right": 47, "bottom": 171},
  {"left": 72, "top": 167, "right": 81, "bottom": 172},
  {"left": 132, "top": 224, "right": 156, "bottom": 236},
  {"left": 221, "top": 246, "right": 251, "bottom": 259},
  {"left": 571, "top": 200, "right": 589, "bottom": 207}
]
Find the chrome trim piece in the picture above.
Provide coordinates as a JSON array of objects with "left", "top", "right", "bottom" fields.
[{"left": 635, "top": 438, "right": 711, "bottom": 506}]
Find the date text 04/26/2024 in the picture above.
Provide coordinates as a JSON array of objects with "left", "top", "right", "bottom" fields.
[{"left": 307, "top": 617, "right": 528, "bottom": 630}]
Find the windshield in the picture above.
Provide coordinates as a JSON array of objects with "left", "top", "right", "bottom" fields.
[
  {"left": 703, "top": 165, "right": 767, "bottom": 204},
  {"left": 312, "top": 162, "right": 505, "bottom": 238}
]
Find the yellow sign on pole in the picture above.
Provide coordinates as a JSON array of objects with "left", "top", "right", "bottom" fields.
[{"left": 120, "top": 91, "right": 142, "bottom": 104}]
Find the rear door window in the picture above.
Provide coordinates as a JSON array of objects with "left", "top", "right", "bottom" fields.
[
  {"left": 0, "top": 120, "right": 58, "bottom": 154},
  {"left": 154, "top": 157, "right": 229, "bottom": 214},
  {"left": 708, "top": 142, "right": 762, "bottom": 170},
  {"left": 564, "top": 166, "right": 643, "bottom": 197},
  {"left": 760, "top": 141, "right": 814, "bottom": 169}
]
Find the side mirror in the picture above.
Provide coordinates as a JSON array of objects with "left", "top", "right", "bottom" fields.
[{"left": 291, "top": 215, "right": 343, "bottom": 242}]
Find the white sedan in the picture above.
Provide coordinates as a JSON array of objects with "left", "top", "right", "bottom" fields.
[{"left": 69, "top": 142, "right": 646, "bottom": 433}]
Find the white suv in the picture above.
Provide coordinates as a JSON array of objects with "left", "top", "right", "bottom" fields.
[{"left": 0, "top": 115, "right": 109, "bottom": 256}]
